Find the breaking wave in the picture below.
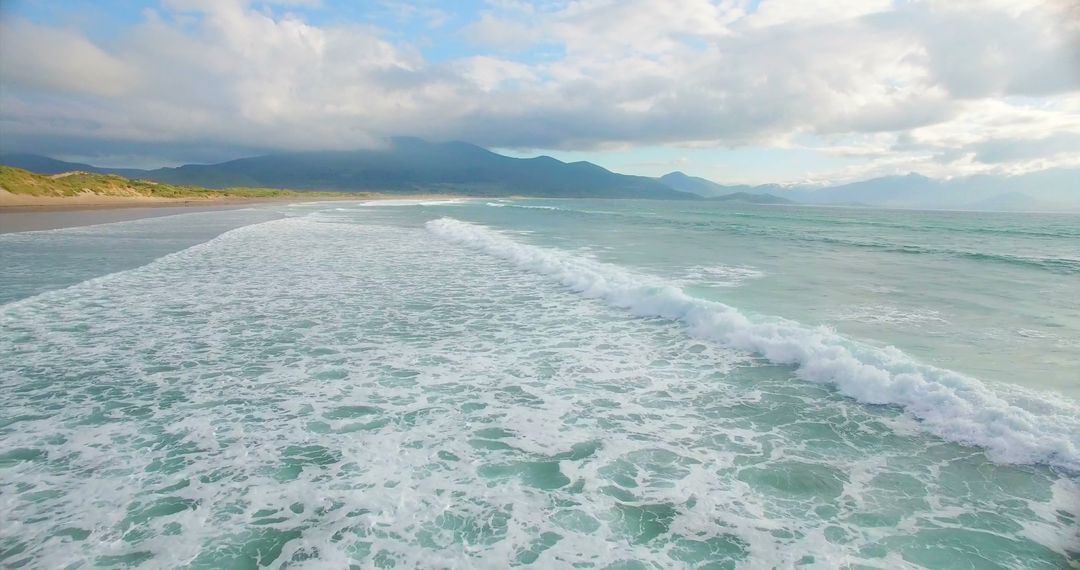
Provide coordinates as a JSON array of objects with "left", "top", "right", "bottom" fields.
[{"left": 426, "top": 217, "right": 1080, "bottom": 472}]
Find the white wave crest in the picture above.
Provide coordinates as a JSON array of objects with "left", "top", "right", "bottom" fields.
[
  {"left": 511, "top": 204, "right": 562, "bottom": 210},
  {"left": 834, "top": 304, "right": 949, "bottom": 325},
  {"left": 684, "top": 264, "right": 764, "bottom": 287},
  {"left": 417, "top": 199, "right": 466, "bottom": 205},
  {"left": 482, "top": 202, "right": 564, "bottom": 211},
  {"left": 345, "top": 198, "right": 466, "bottom": 207},
  {"left": 426, "top": 217, "right": 1080, "bottom": 471}
]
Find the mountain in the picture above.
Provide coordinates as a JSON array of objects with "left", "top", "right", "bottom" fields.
[
  {"left": 0, "top": 153, "right": 97, "bottom": 174},
  {"left": 962, "top": 192, "right": 1073, "bottom": 212},
  {"left": 0, "top": 153, "right": 146, "bottom": 178},
  {"left": 658, "top": 171, "right": 939, "bottom": 205},
  {"left": 658, "top": 171, "right": 795, "bottom": 200},
  {"left": 707, "top": 192, "right": 794, "bottom": 204},
  {"left": 802, "top": 172, "right": 1080, "bottom": 210},
  {"left": 6, "top": 143, "right": 1075, "bottom": 208},
  {"left": 659, "top": 171, "right": 747, "bottom": 196},
  {"left": 1, "top": 139, "right": 696, "bottom": 200},
  {"left": 801, "top": 173, "right": 941, "bottom": 207},
  {"left": 661, "top": 169, "right": 1080, "bottom": 211}
]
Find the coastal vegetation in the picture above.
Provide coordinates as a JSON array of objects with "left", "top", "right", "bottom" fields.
[{"left": 0, "top": 166, "right": 357, "bottom": 200}]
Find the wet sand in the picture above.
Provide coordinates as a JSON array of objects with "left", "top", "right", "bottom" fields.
[
  {"left": 0, "top": 204, "right": 267, "bottom": 234},
  {"left": 0, "top": 194, "right": 465, "bottom": 233}
]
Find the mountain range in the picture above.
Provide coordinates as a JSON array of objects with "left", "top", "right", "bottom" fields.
[
  {"left": 660, "top": 169, "right": 1079, "bottom": 211},
  {"left": 2, "top": 138, "right": 1076, "bottom": 210},
  {"left": 0, "top": 138, "right": 694, "bottom": 200}
]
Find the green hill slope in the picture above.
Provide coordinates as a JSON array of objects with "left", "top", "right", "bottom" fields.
[{"left": 0, "top": 166, "right": 351, "bottom": 199}]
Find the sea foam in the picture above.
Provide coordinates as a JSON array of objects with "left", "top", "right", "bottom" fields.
[{"left": 426, "top": 217, "right": 1080, "bottom": 471}]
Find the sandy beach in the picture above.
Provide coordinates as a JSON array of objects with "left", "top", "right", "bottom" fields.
[
  {"left": 0, "top": 190, "right": 363, "bottom": 211},
  {"left": 0, "top": 193, "right": 463, "bottom": 233},
  {"left": 0, "top": 194, "right": 338, "bottom": 233}
]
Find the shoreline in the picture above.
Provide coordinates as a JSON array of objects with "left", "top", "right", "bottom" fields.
[
  {"left": 0, "top": 193, "right": 468, "bottom": 233},
  {"left": 0, "top": 194, "right": 370, "bottom": 213}
]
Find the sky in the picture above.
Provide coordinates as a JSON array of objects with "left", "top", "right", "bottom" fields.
[{"left": 0, "top": 0, "right": 1078, "bottom": 185}]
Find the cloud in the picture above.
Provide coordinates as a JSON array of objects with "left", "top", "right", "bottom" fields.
[
  {"left": 463, "top": 13, "right": 546, "bottom": 51},
  {"left": 971, "top": 132, "right": 1080, "bottom": 164},
  {"left": 0, "top": 20, "right": 137, "bottom": 97},
  {"left": 747, "top": 0, "right": 892, "bottom": 28},
  {"left": 0, "top": 0, "right": 1077, "bottom": 180},
  {"left": 889, "top": 0, "right": 1080, "bottom": 98}
]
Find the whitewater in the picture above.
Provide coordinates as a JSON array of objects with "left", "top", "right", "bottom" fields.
[
  {"left": 425, "top": 217, "right": 1080, "bottom": 471},
  {"left": 1, "top": 200, "right": 1078, "bottom": 568}
]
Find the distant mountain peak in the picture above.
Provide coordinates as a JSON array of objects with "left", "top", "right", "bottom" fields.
[
  {"left": 657, "top": 170, "right": 750, "bottom": 198},
  {"left": 708, "top": 191, "right": 794, "bottom": 204},
  {"left": 567, "top": 160, "right": 609, "bottom": 172}
]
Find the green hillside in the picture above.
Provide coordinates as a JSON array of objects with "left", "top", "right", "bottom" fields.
[{"left": 0, "top": 166, "right": 354, "bottom": 199}]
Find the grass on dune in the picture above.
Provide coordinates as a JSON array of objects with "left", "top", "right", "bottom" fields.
[{"left": 0, "top": 166, "right": 360, "bottom": 200}]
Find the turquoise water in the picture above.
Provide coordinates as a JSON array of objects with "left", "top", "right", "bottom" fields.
[{"left": 1, "top": 199, "right": 1078, "bottom": 568}]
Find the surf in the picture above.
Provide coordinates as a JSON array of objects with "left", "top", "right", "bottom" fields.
[{"left": 426, "top": 216, "right": 1080, "bottom": 472}]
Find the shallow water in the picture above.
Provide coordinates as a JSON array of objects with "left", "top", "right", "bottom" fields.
[{"left": 1, "top": 200, "right": 1077, "bottom": 568}]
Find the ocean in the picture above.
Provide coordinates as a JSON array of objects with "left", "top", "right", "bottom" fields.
[{"left": 1, "top": 199, "right": 1078, "bottom": 569}]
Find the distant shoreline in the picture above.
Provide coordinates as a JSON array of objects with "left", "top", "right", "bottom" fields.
[
  {"left": 0, "top": 194, "right": 362, "bottom": 213},
  {"left": 0, "top": 194, "right": 469, "bottom": 233}
]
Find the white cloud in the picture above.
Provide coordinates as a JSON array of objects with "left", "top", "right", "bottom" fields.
[
  {"left": 0, "top": 20, "right": 137, "bottom": 97},
  {"left": 463, "top": 13, "right": 545, "bottom": 51},
  {"left": 747, "top": 0, "right": 892, "bottom": 29},
  {"left": 0, "top": 0, "right": 1077, "bottom": 180},
  {"left": 455, "top": 57, "right": 539, "bottom": 91},
  {"left": 907, "top": 97, "right": 1080, "bottom": 150}
]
